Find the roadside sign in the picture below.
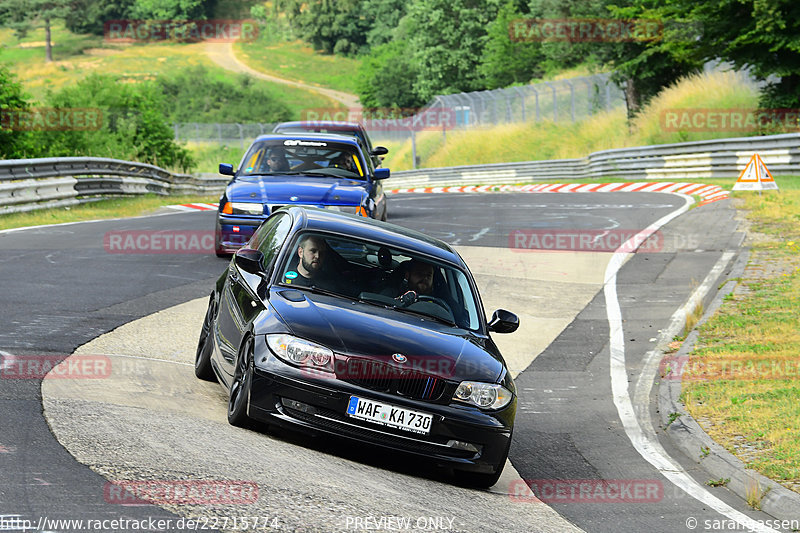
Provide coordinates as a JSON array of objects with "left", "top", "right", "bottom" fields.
[{"left": 733, "top": 153, "right": 779, "bottom": 191}]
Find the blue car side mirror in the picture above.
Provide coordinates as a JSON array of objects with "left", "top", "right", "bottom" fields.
[
  {"left": 219, "top": 163, "right": 235, "bottom": 176},
  {"left": 374, "top": 168, "right": 390, "bottom": 180}
]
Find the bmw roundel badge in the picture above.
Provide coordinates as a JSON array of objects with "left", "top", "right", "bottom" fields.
[
  {"left": 392, "top": 353, "right": 407, "bottom": 364},
  {"left": 290, "top": 196, "right": 299, "bottom": 201}
]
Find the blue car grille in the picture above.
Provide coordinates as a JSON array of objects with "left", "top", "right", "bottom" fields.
[{"left": 338, "top": 357, "right": 446, "bottom": 401}]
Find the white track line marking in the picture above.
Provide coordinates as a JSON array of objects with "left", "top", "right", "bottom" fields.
[{"left": 603, "top": 196, "right": 776, "bottom": 532}]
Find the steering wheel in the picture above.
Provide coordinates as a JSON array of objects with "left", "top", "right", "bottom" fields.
[{"left": 416, "top": 295, "right": 454, "bottom": 317}]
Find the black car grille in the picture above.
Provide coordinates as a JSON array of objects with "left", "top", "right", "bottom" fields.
[
  {"left": 338, "top": 357, "right": 446, "bottom": 401},
  {"left": 282, "top": 404, "right": 477, "bottom": 459}
]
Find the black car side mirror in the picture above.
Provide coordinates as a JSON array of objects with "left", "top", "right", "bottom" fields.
[
  {"left": 374, "top": 168, "right": 390, "bottom": 180},
  {"left": 488, "top": 309, "right": 519, "bottom": 333},
  {"left": 234, "top": 248, "right": 265, "bottom": 275},
  {"left": 371, "top": 146, "right": 389, "bottom": 156},
  {"left": 219, "top": 163, "right": 235, "bottom": 176}
]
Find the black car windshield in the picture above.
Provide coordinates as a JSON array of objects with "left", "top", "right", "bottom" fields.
[
  {"left": 238, "top": 139, "right": 365, "bottom": 178},
  {"left": 277, "top": 231, "right": 482, "bottom": 331}
]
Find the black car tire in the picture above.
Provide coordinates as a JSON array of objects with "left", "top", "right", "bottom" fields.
[
  {"left": 195, "top": 296, "right": 217, "bottom": 381},
  {"left": 228, "top": 336, "right": 254, "bottom": 427}
]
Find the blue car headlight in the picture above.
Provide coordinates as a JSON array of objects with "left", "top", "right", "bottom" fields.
[
  {"left": 222, "top": 202, "right": 263, "bottom": 215},
  {"left": 323, "top": 205, "right": 368, "bottom": 217},
  {"left": 452, "top": 381, "right": 513, "bottom": 410},
  {"left": 266, "top": 334, "right": 334, "bottom": 372}
]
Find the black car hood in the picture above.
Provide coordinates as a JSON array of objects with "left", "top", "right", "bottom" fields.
[{"left": 261, "top": 289, "right": 503, "bottom": 383}]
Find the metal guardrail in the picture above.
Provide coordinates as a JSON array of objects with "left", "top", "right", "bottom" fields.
[
  {"left": 388, "top": 133, "right": 800, "bottom": 189},
  {"left": 0, "top": 157, "right": 227, "bottom": 215},
  {"left": 2, "top": 132, "right": 797, "bottom": 214}
]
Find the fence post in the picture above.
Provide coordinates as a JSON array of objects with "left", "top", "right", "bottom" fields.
[
  {"left": 566, "top": 80, "right": 575, "bottom": 122},
  {"left": 513, "top": 87, "right": 526, "bottom": 122},
  {"left": 411, "top": 128, "right": 418, "bottom": 169}
]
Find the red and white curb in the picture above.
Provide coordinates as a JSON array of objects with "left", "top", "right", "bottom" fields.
[
  {"left": 389, "top": 182, "right": 730, "bottom": 206},
  {"left": 166, "top": 203, "right": 218, "bottom": 212}
]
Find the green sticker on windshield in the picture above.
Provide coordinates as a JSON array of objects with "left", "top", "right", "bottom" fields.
[{"left": 284, "top": 270, "right": 298, "bottom": 280}]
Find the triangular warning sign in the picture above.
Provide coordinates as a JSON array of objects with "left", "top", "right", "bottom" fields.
[{"left": 733, "top": 154, "right": 779, "bottom": 191}]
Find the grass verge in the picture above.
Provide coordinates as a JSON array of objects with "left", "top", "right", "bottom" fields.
[
  {"left": 235, "top": 39, "right": 361, "bottom": 96},
  {"left": 0, "top": 194, "right": 218, "bottom": 231},
  {"left": 681, "top": 180, "right": 800, "bottom": 495}
]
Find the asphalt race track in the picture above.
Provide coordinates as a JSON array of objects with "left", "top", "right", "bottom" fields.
[{"left": 0, "top": 192, "right": 785, "bottom": 532}]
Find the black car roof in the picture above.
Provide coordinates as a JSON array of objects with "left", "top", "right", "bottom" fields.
[{"left": 286, "top": 207, "right": 464, "bottom": 266}]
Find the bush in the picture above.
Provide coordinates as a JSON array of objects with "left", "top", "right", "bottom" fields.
[
  {"left": 43, "top": 74, "right": 194, "bottom": 170},
  {"left": 155, "top": 65, "right": 292, "bottom": 124}
]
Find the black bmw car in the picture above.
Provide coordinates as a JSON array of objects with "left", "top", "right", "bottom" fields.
[{"left": 196, "top": 206, "right": 520, "bottom": 487}]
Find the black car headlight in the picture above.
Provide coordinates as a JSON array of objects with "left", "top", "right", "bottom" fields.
[
  {"left": 266, "top": 334, "right": 334, "bottom": 372},
  {"left": 453, "top": 381, "right": 513, "bottom": 410}
]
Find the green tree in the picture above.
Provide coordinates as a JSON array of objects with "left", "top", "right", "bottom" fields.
[
  {"left": 285, "top": 0, "right": 371, "bottom": 55},
  {"left": 0, "top": 0, "right": 72, "bottom": 62},
  {"left": 357, "top": 39, "right": 425, "bottom": 109},
  {"left": 130, "top": 0, "right": 206, "bottom": 20},
  {"left": 658, "top": 0, "right": 800, "bottom": 108},
  {"left": 64, "top": 0, "right": 136, "bottom": 35},
  {"left": 603, "top": 0, "right": 703, "bottom": 117},
  {"left": 480, "top": 1, "right": 546, "bottom": 89},
  {"left": 405, "top": 0, "right": 502, "bottom": 101},
  {"left": 0, "top": 65, "right": 44, "bottom": 158},
  {"left": 44, "top": 74, "right": 194, "bottom": 170}
]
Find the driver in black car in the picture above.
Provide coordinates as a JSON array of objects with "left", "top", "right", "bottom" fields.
[
  {"left": 404, "top": 260, "right": 434, "bottom": 296},
  {"left": 381, "top": 259, "right": 434, "bottom": 302}
]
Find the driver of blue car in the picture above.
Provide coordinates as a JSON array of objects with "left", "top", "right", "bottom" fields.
[{"left": 266, "top": 147, "right": 291, "bottom": 172}]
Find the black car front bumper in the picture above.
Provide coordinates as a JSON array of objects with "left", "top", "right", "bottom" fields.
[{"left": 247, "top": 346, "right": 514, "bottom": 474}]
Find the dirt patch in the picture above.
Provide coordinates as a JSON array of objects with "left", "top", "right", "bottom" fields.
[
  {"left": 82, "top": 48, "right": 123, "bottom": 56},
  {"left": 17, "top": 41, "right": 55, "bottom": 48}
]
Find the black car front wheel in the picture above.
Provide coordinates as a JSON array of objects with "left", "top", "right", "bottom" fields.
[
  {"left": 228, "top": 336, "right": 254, "bottom": 427},
  {"left": 195, "top": 295, "right": 216, "bottom": 382}
]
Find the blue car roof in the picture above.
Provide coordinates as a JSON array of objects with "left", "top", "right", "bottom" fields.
[{"left": 287, "top": 206, "right": 464, "bottom": 267}]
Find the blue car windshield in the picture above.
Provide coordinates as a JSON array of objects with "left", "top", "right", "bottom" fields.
[
  {"left": 277, "top": 231, "right": 482, "bottom": 331},
  {"left": 238, "top": 139, "right": 365, "bottom": 178}
]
